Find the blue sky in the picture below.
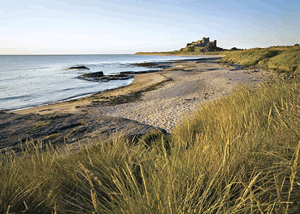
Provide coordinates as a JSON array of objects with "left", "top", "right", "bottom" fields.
[{"left": 0, "top": 0, "right": 299, "bottom": 54}]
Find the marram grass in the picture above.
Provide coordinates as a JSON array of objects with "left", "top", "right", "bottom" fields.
[{"left": 1, "top": 78, "right": 300, "bottom": 213}]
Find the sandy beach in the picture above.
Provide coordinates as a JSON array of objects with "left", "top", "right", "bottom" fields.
[
  {"left": 88, "top": 57, "right": 271, "bottom": 133},
  {"left": 1, "top": 56, "right": 271, "bottom": 151}
]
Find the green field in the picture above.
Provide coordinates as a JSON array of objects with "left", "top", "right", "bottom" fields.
[{"left": 1, "top": 46, "right": 300, "bottom": 213}]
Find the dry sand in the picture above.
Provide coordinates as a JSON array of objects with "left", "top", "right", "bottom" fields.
[
  {"left": 13, "top": 56, "right": 271, "bottom": 134},
  {"left": 89, "top": 58, "right": 270, "bottom": 133}
]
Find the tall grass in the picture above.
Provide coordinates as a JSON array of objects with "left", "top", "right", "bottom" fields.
[
  {"left": 173, "top": 78, "right": 300, "bottom": 213},
  {"left": 1, "top": 77, "right": 299, "bottom": 213}
]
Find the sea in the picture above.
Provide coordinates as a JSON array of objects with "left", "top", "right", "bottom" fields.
[{"left": 0, "top": 54, "right": 201, "bottom": 111}]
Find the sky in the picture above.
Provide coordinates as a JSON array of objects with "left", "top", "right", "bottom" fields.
[{"left": 0, "top": 0, "right": 299, "bottom": 54}]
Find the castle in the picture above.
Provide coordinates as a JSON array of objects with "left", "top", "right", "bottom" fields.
[{"left": 187, "top": 37, "right": 217, "bottom": 48}]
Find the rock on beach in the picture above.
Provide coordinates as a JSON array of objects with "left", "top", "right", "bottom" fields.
[
  {"left": 67, "top": 66, "right": 90, "bottom": 70},
  {"left": 78, "top": 72, "right": 133, "bottom": 82}
]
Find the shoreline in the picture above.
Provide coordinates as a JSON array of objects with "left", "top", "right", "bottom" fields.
[
  {"left": 10, "top": 72, "right": 170, "bottom": 115},
  {"left": 10, "top": 55, "right": 219, "bottom": 114},
  {"left": 1, "top": 55, "right": 271, "bottom": 152},
  {"left": 1, "top": 54, "right": 205, "bottom": 112}
]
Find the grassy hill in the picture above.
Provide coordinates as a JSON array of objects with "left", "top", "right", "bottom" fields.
[
  {"left": 135, "top": 46, "right": 224, "bottom": 55},
  {"left": 1, "top": 46, "right": 300, "bottom": 213},
  {"left": 221, "top": 46, "right": 300, "bottom": 75}
]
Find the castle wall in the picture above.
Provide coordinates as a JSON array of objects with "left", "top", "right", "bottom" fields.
[{"left": 186, "top": 37, "right": 217, "bottom": 48}]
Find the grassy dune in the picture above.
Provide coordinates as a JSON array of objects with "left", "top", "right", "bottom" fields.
[
  {"left": 221, "top": 46, "right": 300, "bottom": 75},
  {"left": 1, "top": 47, "right": 300, "bottom": 213}
]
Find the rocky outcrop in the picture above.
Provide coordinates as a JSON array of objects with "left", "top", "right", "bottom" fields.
[
  {"left": 132, "top": 62, "right": 173, "bottom": 69},
  {"left": 120, "top": 70, "right": 161, "bottom": 75},
  {"left": 67, "top": 66, "right": 90, "bottom": 70},
  {"left": 0, "top": 111, "right": 166, "bottom": 153},
  {"left": 80, "top": 71, "right": 104, "bottom": 78},
  {"left": 100, "top": 74, "right": 133, "bottom": 81},
  {"left": 78, "top": 72, "right": 133, "bottom": 82}
]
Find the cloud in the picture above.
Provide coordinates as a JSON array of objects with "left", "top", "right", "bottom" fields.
[{"left": 27, "top": 5, "right": 45, "bottom": 10}]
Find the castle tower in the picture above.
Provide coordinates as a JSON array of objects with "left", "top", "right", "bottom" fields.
[
  {"left": 213, "top": 40, "right": 217, "bottom": 47},
  {"left": 201, "top": 37, "right": 209, "bottom": 46}
]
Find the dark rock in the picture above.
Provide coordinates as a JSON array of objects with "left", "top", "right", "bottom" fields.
[
  {"left": 100, "top": 74, "right": 133, "bottom": 81},
  {"left": 0, "top": 111, "right": 165, "bottom": 154},
  {"left": 120, "top": 70, "right": 161, "bottom": 75},
  {"left": 80, "top": 71, "right": 104, "bottom": 78},
  {"left": 78, "top": 73, "right": 133, "bottom": 82},
  {"left": 132, "top": 62, "right": 156, "bottom": 67},
  {"left": 67, "top": 66, "right": 90, "bottom": 70},
  {"left": 132, "top": 62, "right": 172, "bottom": 69}
]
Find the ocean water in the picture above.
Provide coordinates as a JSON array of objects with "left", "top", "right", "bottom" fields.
[{"left": 0, "top": 54, "right": 201, "bottom": 110}]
